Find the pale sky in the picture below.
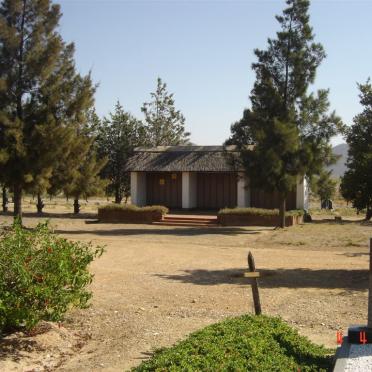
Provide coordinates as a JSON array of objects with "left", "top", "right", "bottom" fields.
[{"left": 58, "top": 0, "right": 372, "bottom": 146}]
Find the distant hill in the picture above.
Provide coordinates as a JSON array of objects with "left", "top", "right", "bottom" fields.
[{"left": 328, "top": 143, "right": 348, "bottom": 178}]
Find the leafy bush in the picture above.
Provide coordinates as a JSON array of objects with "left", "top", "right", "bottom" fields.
[
  {"left": 98, "top": 204, "right": 169, "bottom": 215},
  {"left": 0, "top": 220, "right": 104, "bottom": 333},
  {"left": 218, "top": 207, "right": 304, "bottom": 217},
  {"left": 134, "top": 315, "right": 332, "bottom": 371}
]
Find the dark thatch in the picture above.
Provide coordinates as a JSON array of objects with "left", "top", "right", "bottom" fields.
[{"left": 125, "top": 146, "right": 243, "bottom": 172}]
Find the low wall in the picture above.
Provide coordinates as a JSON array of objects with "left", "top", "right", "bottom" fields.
[
  {"left": 218, "top": 214, "right": 303, "bottom": 227},
  {"left": 98, "top": 209, "right": 164, "bottom": 223}
]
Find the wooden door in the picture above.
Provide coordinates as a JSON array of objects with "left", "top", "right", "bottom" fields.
[
  {"left": 146, "top": 172, "right": 182, "bottom": 208},
  {"left": 250, "top": 188, "right": 297, "bottom": 210},
  {"left": 197, "top": 172, "right": 237, "bottom": 210}
]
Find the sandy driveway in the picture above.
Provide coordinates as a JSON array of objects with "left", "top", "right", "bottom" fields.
[{"left": 0, "top": 214, "right": 370, "bottom": 371}]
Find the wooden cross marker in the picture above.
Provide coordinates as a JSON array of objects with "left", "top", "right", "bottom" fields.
[{"left": 245, "top": 251, "right": 262, "bottom": 315}]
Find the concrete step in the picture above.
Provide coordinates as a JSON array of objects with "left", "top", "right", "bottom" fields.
[
  {"left": 153, "top": 221, "right": 218, "bottom": 227},
  {"left": 156, "top": 214, "right": 219, "bottom": 227},
  {"left": 163, "top": 218, "right": 217, "bottom": 224},
  {"left": 164, "top": 215, "right": 217, "bottom": 222}
]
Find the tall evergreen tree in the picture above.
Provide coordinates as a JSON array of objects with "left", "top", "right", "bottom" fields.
[
  {"left": 311, "top": 169, "right": 337, "bottom": 208},
  {"left": 0, "top": 0, "right": 95, "bottom": 220},
  {"left": 341, "top": 80, "right": 372, "bottom": 220},
  {"left": 142, "top": 77, "right": 190, "bottom": 146},
  {"left": 47, "top": 116, "right": 106, "bottom": 214},
  {"left": 227, "top": 0, "right": 342, "bottom": 227},
  {"left": 96, "top": 102, "right": 146, "bottom": 203}
]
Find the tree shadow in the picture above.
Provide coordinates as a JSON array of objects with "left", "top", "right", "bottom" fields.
[
  {"left": 310, "top": 218, "right": 367, "bottom": 225},
  {"left": 155, "top": 267, "right": 368, "bottom": 291},
  {"left": 54, "top": 226, "right": 267, "bottom": 237},
  {"left": 0, "top": 211, "right": 97, "bottom": 220},
  {"left": 0, "top": 337, "right": 43, "bottom": 362},
  {"left": 338, "top": 252, "right": 369, "bottom": 258}
]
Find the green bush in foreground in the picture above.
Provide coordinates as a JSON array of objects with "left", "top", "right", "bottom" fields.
[
  {"left": 134, "top": 315, "right": 333, "bottom": 372},
  {"left": 218, "top": 207, "right": 304, "bottom": 217},
  {"left": 98, "top": 204, "right": 169, "bottom": 215},
  {"left": 0, "top": 220, "right": 104, "bottom": 333}
]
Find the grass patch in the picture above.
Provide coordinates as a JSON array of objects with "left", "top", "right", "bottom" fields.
[
  {"left": 309, "top": 207, "right": 365, "bottom": 217},
  {"left": 218, "top": 207, "right": 304, "bottom": 217},
  {"left": 134, "top": 315, "right": 333, "bottom": 372},
  {"left": 98, "top": 204, "right": 169, "bottom": 215}
]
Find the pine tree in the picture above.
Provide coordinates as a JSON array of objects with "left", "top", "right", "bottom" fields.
[
  {"left": 96, "top": 102, "right": 146, "bottom": 203},
  {"left": 47, "top": 118, "right": 107, "bottom": 214},
  {"left": 341, "top": 80, "right": 372, "bottom": 220},
  {"left": 227, "top": 0, "right": 342, "bottom": 227},
  {"left": 65, "top": 150, "right": 107, "bottom": 215},
  {"left": 0, "top": 0, "right": 95, "bottom": 220},
  {"left": 142, "top": 77, "right": 190, "bottom": 146},
  {"left": 311, "top": 169, "right": 337, "bottom": 208}
]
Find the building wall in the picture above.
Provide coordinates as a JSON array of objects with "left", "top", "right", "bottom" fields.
[
  {"left": 131, "top": 171, "right": 307, "bottom": 211},
  {"left": 182, "top": 172, "right": 197, "bottom": 209},
  {"left": 130, "top": 172, "right": 146, "bottom": 206},
  {"left": 237, "top": 172, "right": 250, "bottom": 208},
  {"left": 296, "top": 176, "right": 309, "bottom": 210}
]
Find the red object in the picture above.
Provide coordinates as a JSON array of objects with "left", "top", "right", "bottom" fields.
[
  {"left": 360, "top": 331, "right": 367, "bottom": 344},
  {"left": 337, "top": 331, "right": 343, "bottom": 345}
]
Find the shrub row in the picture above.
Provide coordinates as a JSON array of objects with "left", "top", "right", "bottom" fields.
[
  {"left": 133, "top": 315, "right": 332, "bottom": 371},
  {"left": 218, "top": 207, "right": 304, "bottom": 217},
  {"left": 0, "top": 221, "right": 104, "bottom": 333},
  {"left": 98, "top": 204, "right": 169, "bottom": 223},
  {"left": 218, "top": 208, "right": 304, "bottom": 226}
]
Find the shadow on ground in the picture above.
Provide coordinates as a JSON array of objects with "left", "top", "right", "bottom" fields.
[
  {"left": 155, "top": 267, "right": 368, "bottom": 291},
  {"left": 311, "top": 218, "right": 370, "bottom": 226},
  {"left": 0, "top": 337, "right": 42, "bottom": 362},
  {"left": 0, "top": 211, "right": 97, "bottom": 220},
  {"left": 54, "top": 226, "right": 268, "bottom": 237}
]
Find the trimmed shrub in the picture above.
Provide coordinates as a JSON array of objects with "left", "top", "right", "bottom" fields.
[
  {"left": 98, "top": 204, "right": 169, "bottom": 223},
  {"left": 218, "top": 208, "right": 304, "bottom": 226},
  {"left": 0, "top": 220, "right": 104, "bottom": 333},
  {"left": 218, "top": 207, "right": 304, "bottom": 217},
  {"left": 133, "top": 315, "right": 333, "bottom": 371},
  {"left": 99, "top": 204, "right": 169, "bottom": 215}
]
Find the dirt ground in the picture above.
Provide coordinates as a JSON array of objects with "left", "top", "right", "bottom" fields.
[{"left": 0, "top": 200, "right": 371, "bottom": 371}]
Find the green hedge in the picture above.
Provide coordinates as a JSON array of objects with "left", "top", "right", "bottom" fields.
[
  {"left": 218, "top": 207, "right": 304, "bottom": 217},
  {"left": 98, "top": 204, "right": 169, "bottom": 215},
  {"left": 0, "top": 220, "right": 104, "bottom": 333},
  {"left": 133, "top": 315, "right": 332, "bottom": 371}
]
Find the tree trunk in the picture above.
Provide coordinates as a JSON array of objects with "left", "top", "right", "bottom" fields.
[
  {"left": 73, "top": 198, "right": 80, "bottom": 214},
  {"left": 368, "top": 238, "right": 372, "bottom": 328},
  {"left": 36, "top": 193, "right": 44, "bottom": 215},
  {"left": 2, "top": 187, "right": 8, "bottom": 212},
  {"left": 278, "top": 197, "right": 286, "bottom": 228},
  {"left": 114, "top": 187, "right": 122, "bottom": 204},
  {"left": 13, "top": 184, "right": 23, "bottom": 221},
  {"left": 366, "top": 207, "right": 372, "bottom": 221}
]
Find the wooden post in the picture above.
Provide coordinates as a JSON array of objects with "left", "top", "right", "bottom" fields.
[
  {"left": 247, "top": 251, "right": 262, "bottom": 315},
  {"left": 368, "top": 238, "right": 372, "bottom": 328}
]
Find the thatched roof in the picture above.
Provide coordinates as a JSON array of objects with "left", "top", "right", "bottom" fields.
[{"left": 125, "top": 145, "right": 242, "bottom": 172}]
